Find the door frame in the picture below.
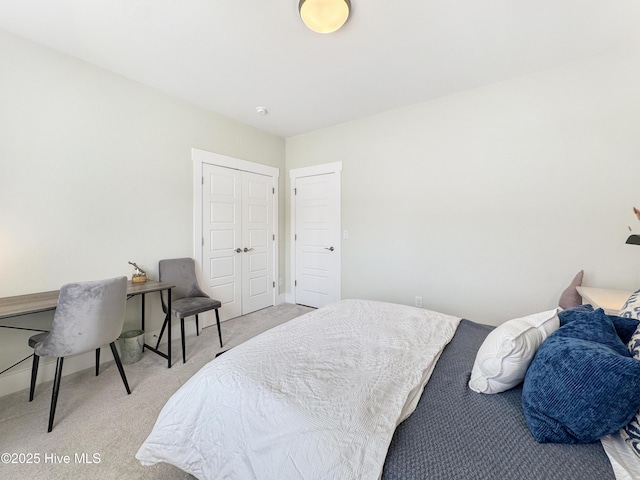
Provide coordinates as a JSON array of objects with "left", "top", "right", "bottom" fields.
[
  {"left": 193, "top": 148, "right": 280, "bottom": 315},
  {"left": 289, "top": 161, "right": 342, "bottom": 306}
]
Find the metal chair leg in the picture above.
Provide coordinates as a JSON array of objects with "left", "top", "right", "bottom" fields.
[
  {"left": 47, "top": 357, "right": 64, "bottom": 433},
  {"left": 180, "top": 318, "right": 186, "bottom": 364},
  {"left": 215, "top": 309, "right": 223, "bottom": 348},
  {"left": 195, "top": 314, "right": 199, "bottom": 336},
  {"left": 29, "top": 354, "right": 40, "bottom": 402},
  {"left": 109, "top": 342, "right": 131, "bottom": 395},
  {"left": 95, "top": 348, "right": 100, "bottom": 376}
]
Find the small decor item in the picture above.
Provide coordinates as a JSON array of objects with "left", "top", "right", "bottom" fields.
[
  {"left": 128, "top": 261, "right": 147, "bottom": 283},
  {"left": 627, "top": 207, "right": 640, "bottom": 245}
]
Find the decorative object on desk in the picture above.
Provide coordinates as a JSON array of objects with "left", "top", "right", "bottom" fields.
[
  {"left": 558, "top": 270, "right": 584, "bottom": 309},
  {"left": 128, "top": 261, "right": 147, "bottom": 283},
  {"left": 118, "top": 329, "right": 145, "bottom": 364}
]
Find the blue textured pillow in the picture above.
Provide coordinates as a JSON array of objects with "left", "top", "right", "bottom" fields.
[
  {"left": 558, "top": 304, "right": 594, "bottom": 326},
  {"left": 559, "top": 305, "right": 639, "bottom": 346},
  {"left": 522, "top": 308, "right": 640, "bottom": 444},
  {"left": 610, "top": 315, "right": 640, "bottom": 345}
]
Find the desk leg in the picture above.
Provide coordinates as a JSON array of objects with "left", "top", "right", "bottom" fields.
[
  {"left": 139, "top": 288, "right": 172, "bottom": 368},
  {"left": 140, "top": 293, "right": 146, "bottom": 352},
  {"left": 167, "top": 289, "right": 172, "bottom": 368}
]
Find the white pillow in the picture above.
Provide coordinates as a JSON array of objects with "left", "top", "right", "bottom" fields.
[{"left": 468, "top": 308, "right": 560, "bottom": 394}]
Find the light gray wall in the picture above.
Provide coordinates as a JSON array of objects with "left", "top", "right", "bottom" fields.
[
  {"left": 286, "top": 47, "right": 640, "bottom": 325},
  {"left": 3, "top": 26, "right": 640, "bottom": 397},
  {"left": 0, "top": 29, "right": 285, "bottom": 395}
]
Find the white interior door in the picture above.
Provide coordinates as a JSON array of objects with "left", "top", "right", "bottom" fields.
[
  {"left": 242, "top": 171, "right": 274, "bottom": 314},
  {"left": 203, "top": 164, "right": 242, "bottom": 320},
  {"left": 293, "top": 172, "right": 340, "bottom": 308},
  {"left": 202, "top": 164, "right": 275, "bottom": 322}
]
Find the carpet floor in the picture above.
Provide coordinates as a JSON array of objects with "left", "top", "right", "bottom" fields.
[{"left": 0, "top": 303, "right": 313, "bottom": 480}]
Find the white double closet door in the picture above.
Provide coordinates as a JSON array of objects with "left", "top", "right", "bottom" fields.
[{"left": 202, "top": 164, "right": 274, "bottom": 321}]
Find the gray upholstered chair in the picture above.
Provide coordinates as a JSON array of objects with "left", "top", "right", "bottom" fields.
[
  {"left": 28, "top": 276, "right": 131, "bottom": 432},
  {"left": 157, "top": 258, "right": 222, "bottom": 364}
]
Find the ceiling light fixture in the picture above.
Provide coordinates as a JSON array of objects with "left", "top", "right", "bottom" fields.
[{"left": 299, "top": 0, "right": 351, "bottom": 34}]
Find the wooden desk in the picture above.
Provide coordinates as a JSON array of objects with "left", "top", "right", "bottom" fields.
[
  {"left": 576, "top": 286, "right": 634, "bottom": 315},
  {"left": 0, "top": 290, "right": 59, "bottom": 321},
  {"left": 0, "top": 280, "right": 175, "bottom": 368}
]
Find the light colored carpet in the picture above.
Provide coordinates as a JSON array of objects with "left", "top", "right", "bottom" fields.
[{"left": 0, "top": 303, "right": 313, "bottom": 480}]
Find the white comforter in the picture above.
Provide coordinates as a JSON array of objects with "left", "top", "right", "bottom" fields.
[{"left": 136, "top": 299, "right": 460, "bottom": 480}]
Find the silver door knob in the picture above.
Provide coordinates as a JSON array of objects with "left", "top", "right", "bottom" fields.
[
  {"left": 244, "top": 247, "right": 254, "bottom": 252},
  {"left": 235, "top": 248, "right": 242, "bottom": 253},
  {"left": 325, "top": 246, "right": 334, "bottom": 251}
]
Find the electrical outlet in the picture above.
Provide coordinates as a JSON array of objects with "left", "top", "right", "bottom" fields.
[{"left": 415, "top": 296, "right": 423, "bottom": 308}]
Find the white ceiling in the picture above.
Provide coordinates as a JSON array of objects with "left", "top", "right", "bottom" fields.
[{"left": 1, "top": 0, "right": 639, "bottom": 138}]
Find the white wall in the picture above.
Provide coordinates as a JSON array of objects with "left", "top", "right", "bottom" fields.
[
  {"left": 286, "top": 47, "right": 640, "bottom": 325},
  {"left": 4, "top": 26, "right": 640, "bottom": 399},
  {"left": 0, "top": 29, "right": 285, "bottom": 395}
]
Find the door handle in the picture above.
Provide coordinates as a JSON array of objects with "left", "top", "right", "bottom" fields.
[
  {"left": 244, "top": 247, "right": 254, "bottom": 252},
  {"left": 235, "top": 248, "right": 242, "bottom": 253},
  {"left": 325, "top": 246, "right": 334, "bottom": 251}
]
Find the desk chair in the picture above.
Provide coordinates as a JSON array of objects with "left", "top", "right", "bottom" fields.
[
  {"left": 28, "top": 276, "right": 131, "bottom": 432},
  {"left": 157, "top": 258, "right": 222, "bottom": 364}
]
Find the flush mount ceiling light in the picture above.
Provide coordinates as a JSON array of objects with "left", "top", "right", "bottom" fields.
[{"left": 299, "top": 0, "right": 351, "bottom": 34}]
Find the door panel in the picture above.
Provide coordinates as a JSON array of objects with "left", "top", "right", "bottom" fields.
[
  {"left": 294, "top": 173, "right": 340, "bottom": 308},
  {"left": 203, "top": 165, "right": 242, "bottom": 321},
  {"left": 242, "top": 171, "right": 274, "bottom": 314}
]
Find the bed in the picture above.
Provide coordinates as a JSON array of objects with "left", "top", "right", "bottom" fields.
[{"left": 136, "top": 299, "right": 640, "bottom": 480}]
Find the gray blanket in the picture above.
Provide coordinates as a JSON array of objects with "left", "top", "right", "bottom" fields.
[{"left": 382, "top": 319, "right": 615, "bottom": 480}]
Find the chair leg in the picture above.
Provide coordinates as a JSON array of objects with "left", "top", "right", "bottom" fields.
[
  {"left": 95, "top": 348, "right": 100, "bottom": 376},
  {"left": 215, "top": 309, "right": 223, "bottom": 348},
  {"left": 29, "top": 354, "right": 40, "bottom": 402},
  {"left": 109, "top": 342, "right": 131, "bottom": 395},
  {"left": 47, "top": 357, "right": 64, "bottom": 433},
  {"left": 180, "top": 318, "right": 186, "bottom": 364},
  {"left": 195, "top": 314, "right": 200, "bottom": 336}
]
